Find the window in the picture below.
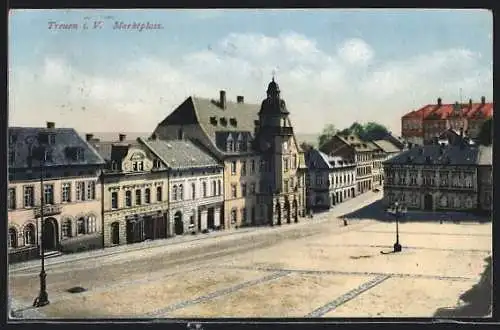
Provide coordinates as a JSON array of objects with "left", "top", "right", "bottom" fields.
[
  {"left": 76, "top": 148, "right": 84, "bottom": 161},
  {"left": 48, "top": 134, "right": 56, "bottom": 145},
  {"left": 284, "top": 180, "right": 289, "bottom": 193},
  {"left": 153, "top": 159, "right": 161, "bottom": 169},
  {"left": 241, "top": 183, "right": 247, "bottom": 197},
  {"left": 250, "top": 183, "right": 256, "bottom": 195},
  {"left": 76, "top": 182, "right": 85, "bottom": 201},
  {"left": 44, "top": 184, "right": 54, "bottom": 205},
  {"left": 227, "top": 140, "right": 234, "bottom": 152},
  {"left": 86, "top": 181, "right": 96, "bottom": 200},
  {"left": 202, "top": 182, "right": 207, "bottom": 197},
  {"left": 179, "top": 184, "right": 184, "bottom": 200},
  {"left": 231, "top": 208, "right": 237, "bottom": 224},
  {"left": 87, "top": 215, "right": 97, "bottom": 234},
  {"left": 211, "top": 181, "right": 216, "bottom": 196},
  {"left": 135, "top": 189, "right": 142, "bottom": 205},
  {"left": 231, "top": 161, "right": 237, "bottom": 175},
  {"left": 241, "top": 207, "right": 247, "bottom": 224},
  {"left": 315, "top": 176, "right": 322, "bottom": 186},
  {"left": 8, "top": 228, "right": 17, "bottom": 249},
  {"left": 156, "top": 186, "right": 162, "bottom": 202},
  {"left": 61, "top": 183, "right": 71, "bottom": 202},
  {"left": 241, "top": 161, "right": 247, "bottom": 176},
  {"left": 217, "top": 180, "right": 222, "bottom": 195},
  {"left": 191, "top": 183, "right": 196, "bottom": 199},
  {"left": 440, "top": 195, "right": 448, "bottom": 208},
  {"left": 125, "top": 190, "right": 132, "bottom": 207},
  {"left": 23, "top": 186, "right": 34, "bottom": 208},
  {"left": 138, "top": 162, "right": 144, "bottom": 171},
  {"left": 24, "top": 223, "right": 36, "bottom": 245},
  {"left": 133, "top": 162, "right": 138, "bottom": 171},
  {"left": 251, "top": 160, "right": 256, "bottom": 173},
  {"left": 251, "top": 207, "right": 256, "bottom": 223},
  {"left": 8, "top": 188, "right": 16, "bottom": 210},
  {"left": 111, "top": 192, "right": 118, "bottom": 209},
  {"left": 62, "top": 219, "right": 72, "bottom": 239},
  {"left": 77, "top": 217, "right": 86, "bottom": 235},
  {"left": 293, "top": 155, "right": 297, "bottom": 169},
  {"left": 172, "top": 185, "right": 178, "bottom": 201},
  {"left": 231, "top": 184, "right": 237, "bottom": 198},
  {"left": 145, "top": 188, "right": 151, "bottom": 203}
]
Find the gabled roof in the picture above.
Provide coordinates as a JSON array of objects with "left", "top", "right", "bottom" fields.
[
  {"left": 140, "top": 138, "right": 220, "bottom": 170},
  {"left": 336, "top": 134, "right": 373, "bottom": 152},
  {"left": 8, "top": 127, "right": 105, "bottom": 169},
  {"left": 403, "top": 101, "right": 493, "bottom": 121},
  {"left": 372, "top": 139, "right": 401, "bottom": 153},
  {"left": 477, "top": 145, "right": 492, "bottom": 166},
  {"left": 328, "top": 155, "right": 356, "bottom": 168},
  {"left": 384, "top": 144, "right": 479, "bottom": 166},
  {"left": 305, "top": 149, "right": 331, "bottom": 170}
]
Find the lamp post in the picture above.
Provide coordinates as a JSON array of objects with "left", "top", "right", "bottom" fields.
[
  {"left": 32, "top": 144, "right": 50, "bottom": 308},
  {"left": 386, "top": 201, "right": 407, "bottom": 253}
]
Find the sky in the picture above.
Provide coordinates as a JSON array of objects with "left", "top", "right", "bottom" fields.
[{"left": 8, "top": 9, "right": 493, "bottom": 135}]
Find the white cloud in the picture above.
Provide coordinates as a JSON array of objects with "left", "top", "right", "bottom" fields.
[
  {"left": 337, "top": 38, "right": 374, "bottom": 66},
  {"left": 8, "top": 32, "right": 492, "bottom": 136}
]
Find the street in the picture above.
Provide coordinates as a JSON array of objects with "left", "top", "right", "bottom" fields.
[{"left": 9, "top": 191, "right": 491, "bottom": 318}]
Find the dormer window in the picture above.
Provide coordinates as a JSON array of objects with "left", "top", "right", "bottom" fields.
[
  {"left": 48, "top": 134, "right": 56, "bottom": 145},
  {"left": 111, "top": 161, "right": 118, "bottom": 171},
  {"left": 76, "top": 148, "right": 84, "bottom": 161},
  {"left": 226, "top": 133, "right": 234, "bottom": 152},
  {"left": 153, "top": 159, "right": 161, "bottom": 169},
  {"left": 220, "top": 118, "right": 228, "bottom": 126},
  {"left": 229, "top": 118, "right": 237, "bottom": 127},
  {"left": 210, "top": 116, "right": 218, "bottom": 125}
]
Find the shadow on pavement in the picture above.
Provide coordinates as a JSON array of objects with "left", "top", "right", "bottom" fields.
[
  {"left": 434, "top": 256, "right": 492, "bottom": 318},
  {"left": 338, "top": 200, "right": 491, "bottom": 223}
]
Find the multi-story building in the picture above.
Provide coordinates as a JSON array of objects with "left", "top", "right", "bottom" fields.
[
  {"left": 401, "top": 97, "right": 493, "bottom": 145},
  {"left": 140, "top": 138, "right": 224, "bottom": 234},
  {"left": 329, "top": 156, "right": 357, "bottom": 205},
  {"left": 8, "top": 122, "right": 106, "bottom": 262},
  {"left": 320, "top": 134, "right": 374, "bottom": 195},
  {"left": 371, "top": 139, "right": 403, "bottom": 186},
  {"left": 152, "top": 78, "right": 307, "bottom": 228},
  {"left": 477, "top": 145, "right": 492, "bottom": 214},
  {"left": 382, "top": 142, "right": 491, "bottom": 212},
  {"left": 92, "top": 134, "right": 170, "bottom": 247}
]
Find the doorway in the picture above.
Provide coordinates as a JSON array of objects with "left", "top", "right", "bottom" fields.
[
  {"left": 207, "top": 207, "right": 215, "bottom": 229},
  {"left": 424, "top": 194, "right": 433, "bottom": 211},
  {"left": 42, "top": 217, "right": 58, "bottom": 250},
  {"left": 174, "top": 211, "right": 184, "bottom": 235},
  {"left": 111, "top": 222, "right": 120, "bottom": 245}
]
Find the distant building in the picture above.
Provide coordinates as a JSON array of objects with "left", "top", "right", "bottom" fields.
[
  {"left": 401, "top": 97, "right": 493, "bottom": 145},
  {"left": 141, "top": 138, "right": 224, "bottom": 233},
  {"left": 152, "top": 78, "right": 308, "bottom": 228},
  {"left": 304, "top": 149, "right": 356, "bottom": 210},
  {"left": 383, "top": 141, "right": 492, "bottom": 213},
  {"left": 8, "top": 122, "right": 105, "bottom": 262},
  {"left": 371, "top": 139, "right": 403, "bottom": 186},
  {"left": 319, "top": 134, "right": 375, "bottom": 195},
  {"left": 477, "top": 145, "right": 492, "bottom": 214}
]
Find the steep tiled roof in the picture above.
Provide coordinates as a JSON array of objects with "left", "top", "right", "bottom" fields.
[
  {"left": 305, "top": 149, "right": 331, "bottom": 170},
  {"left": 140, "top": 138, "right": 220, "bottom": 170},
  {"left": 372, "top": 140, "right": 401, "bottom": 153},
  {"left": 337, "top": 134, "right": 373, "bottom": 152},
  {"left": 8, "top": 127, "right": 105, "bottom": 169},
  {"left": 328, "top": 155, "right": 356, "bottom": 168},
  {"left": 384, "top": 144, "right": 479, "bottom": 166},
  {"left": 403, "top": 101, "right": 493, "bottom": 121},
  {"left": 477, "top": 145, "right": 492, "bottom": 166}
]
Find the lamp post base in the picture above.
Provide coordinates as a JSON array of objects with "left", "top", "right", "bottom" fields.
[
  {"left": 33, "top": 271, "right": 50, "bottom": 308},
  {"left": 393, "top": 242, "right": 402, "bottom": 253}
]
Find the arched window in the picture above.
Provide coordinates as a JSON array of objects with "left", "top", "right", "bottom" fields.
[
  {"left": 440, "top": 195, "right": 448, "bottom": 208},
  {"left": 24, "top": 223, "right": 36, "bottom": 245},
  {"left": 191, "top": 183, "right": 196, "bottom": 199},
  {"left": 202, "top": 182, "right": 207, "bottom": 197},
  {"left": 87, "top": 215, "right": 97, "bottom": 234},
  {"left": 179, "top": 184, "right": 184, "bottom": 200},
  {"left": 62, "top": 219, "right": 72, "bottom": 239},
  {"left": 172, "top": 185, "right": 178, "bottom": 201},
  {"left": 217, "top": 180, "right": 222, "bottom": 195},
  {"left": 211, "top": 181, "right": 216, "bottom": 196},
  {"left": 156, "top": 186, "right": 162, "bottom": 202},
  {"left": 9, "top": 228, "right": 18, "bottom": 249},
  {"left": 77, "top": 217, "right": 86, "bottom": 235}
]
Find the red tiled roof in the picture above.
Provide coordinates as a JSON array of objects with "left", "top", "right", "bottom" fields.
[{"left": 402, "top": 102, "right": 493, "bottom": 121}]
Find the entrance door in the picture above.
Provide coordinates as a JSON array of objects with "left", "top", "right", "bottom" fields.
[
  {"left": 111, "top": 222, "right": 120, "bottom": 245},
  {"left": 174, "top": 211, "right": 184, "bottom": 235},
  {"left": 424, "top": 194, "right": 433, "bottom": 211},
  {"left": 42, "top": 218, "right": 58, "bottom": 250},
  {"left": 144, "top": 216, "right": 154, "bottom": 240},
  {"left": 207, "top": 208, "right": 215, "bottom": 229}
]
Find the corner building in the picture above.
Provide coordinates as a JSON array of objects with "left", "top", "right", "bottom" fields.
[{"left": 152, "top": 78, "right": 307, "bottom": 228}]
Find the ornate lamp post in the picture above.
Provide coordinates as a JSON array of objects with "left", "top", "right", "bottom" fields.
[
  {"left": 386, "top": 201, "right": 407, "bottom": 253},
  {"left": 31, "top": 142, "right": 50, "bottom": 308}
]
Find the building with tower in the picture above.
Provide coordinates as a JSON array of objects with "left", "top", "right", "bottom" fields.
[{"left": 152, "top": 78, "right": 308, "bottom": 228}]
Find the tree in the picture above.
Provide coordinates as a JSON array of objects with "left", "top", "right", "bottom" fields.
[
  {"left": 300, "top": 142, "right": 314, "bottom": 151},
  {"left": 348, "top": 122, "right": 364, "bottom": 137},
  {"left": 477, "top": 118, "right": 492, "bottom": 146},
  {"left": 317, "top": 124, "right": 337, "bottom": 148},
  {"left": 361, "top": 122, "right": 390, "bottom": 141}
]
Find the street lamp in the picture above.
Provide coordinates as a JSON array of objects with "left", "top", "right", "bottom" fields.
[
  {"left": 386, "top": 201, "right": 407, "bottom": 253},
  {"left": 30, "top": 143, "right": 50, "bottom": 308}
]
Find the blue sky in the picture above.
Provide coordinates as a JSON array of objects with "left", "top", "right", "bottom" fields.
[{"left": 9, "top": 9, "right": 493, "bottom": 134}]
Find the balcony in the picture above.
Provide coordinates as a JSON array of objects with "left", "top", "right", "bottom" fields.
[{"left": 33, "top": 204, "right": 62, "bottom": 218}]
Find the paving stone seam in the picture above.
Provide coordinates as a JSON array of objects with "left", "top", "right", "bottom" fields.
[
  {"left": 220, "top": 266, "right": 476, "bottom": 282},
  {"left": 358, "top": 230, "right": 492, "bottom": 238},
  {"left": 305, "top": 274, "right": 392, "bottom": 317},
  {"left": 27, "top": 264, "right": 212, "bottom": 306},
  {"left": 147, "top": 270, "right": 292, "bottom": 317},
  {"left": 306, "top": 243, "right": 491, "bottom": 253}
]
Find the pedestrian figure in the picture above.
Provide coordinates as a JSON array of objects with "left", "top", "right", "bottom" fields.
[{"left": 343, "top": 219, "right": 348, "bottom": 226}]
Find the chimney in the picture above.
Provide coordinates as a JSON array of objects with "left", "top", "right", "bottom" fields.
[
  {"left": 481, "top": 96, "right": 486, "bottom": 105},
  {"left": 220, "top": 90, "right": 226, "bottom": 109},
  {"left": 237, "top": 95, "right": 244, "bottom": 104},
  {"left": 437, "top": 98, "right": 442, "bottom": 106},
  {"left": 46, "top": 121, "right": 55, "bottom": 129},
  {"left": 119, "top": 134, "right": 126, "bottom": 142},
  {"left": 469, "top": 98, "right": 472, "bottom": 108},
  {"left": 85, "top": 133, "right": 94, "bottom": 142}
]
